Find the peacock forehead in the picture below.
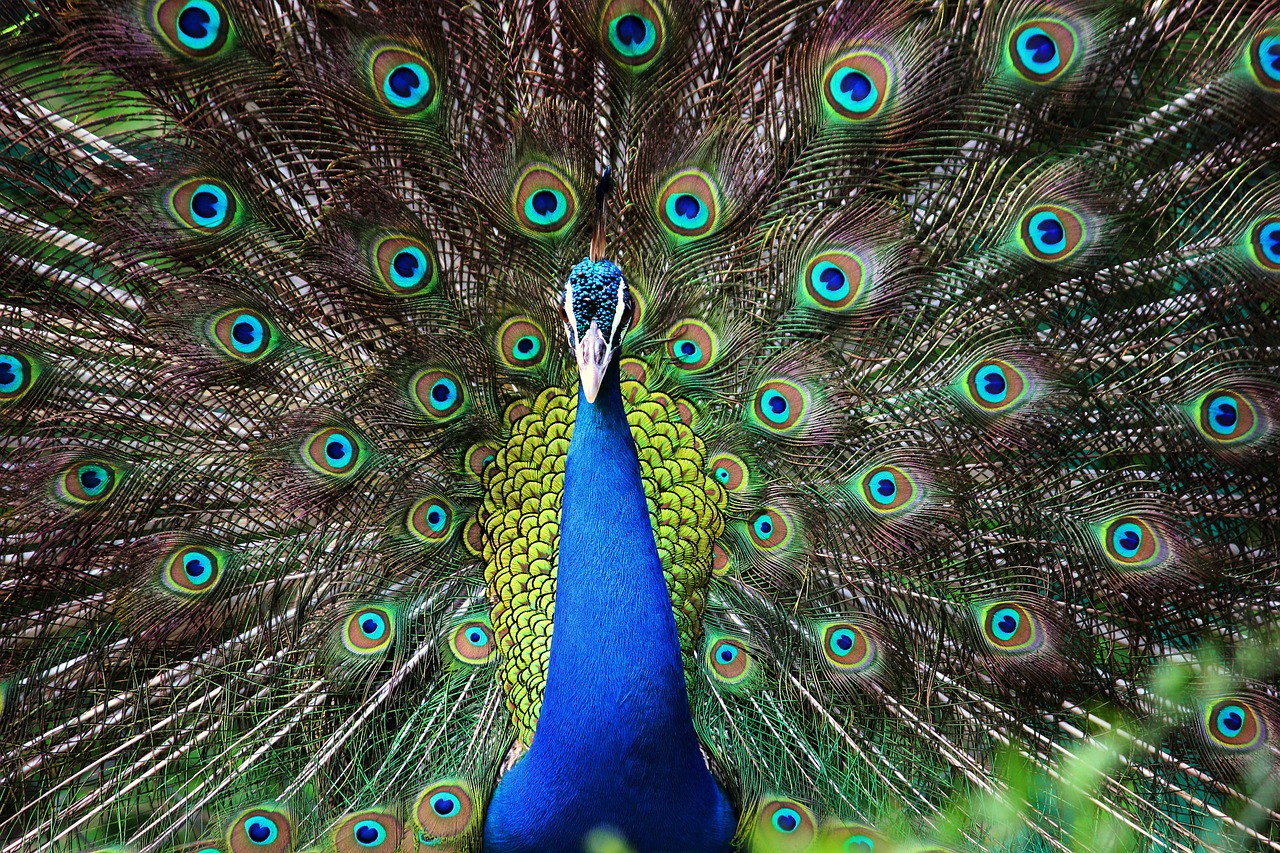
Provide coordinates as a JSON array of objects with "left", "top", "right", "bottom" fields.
[
  {"left": 477, "top": 376, "right": 725, "bottom": 743},
  {"left": 564, "top": 257, "right": 626, "bottom": 337}
]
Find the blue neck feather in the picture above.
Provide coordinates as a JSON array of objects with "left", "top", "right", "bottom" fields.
[{"left": 483, "top": 360, "right": 734, "bottom": 852}]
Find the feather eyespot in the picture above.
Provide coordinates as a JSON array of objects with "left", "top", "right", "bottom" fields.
[
  {"left": 751, "top": 380, "right": 807, "bottom": 433},
  {"left": 979, "top": 603, "right": 1042, "bottom": 654},
  {"left": 373, "top": 235, "right": 437, "bottom": 295},
  {"left": 412, "top": 369, "right": 467, "bottom": 421},
  {"left": 712, "top": 542, "right": 731, "bottom": 575},
  {"left": 821, "top": 623, "right": 875, "bottom": 671},
  {"left": 414, "top": 782, "right": 475, "bottom": 840},
  {"left": 709, "top": 453, "right": 748, "bottom": 493},
  {"left": 228, "top": 807, "right": 292, "bottom": 853},
  {"left": 163, "top": 545, "right": 224, "bottom": 595},
  {"left": 498, "top": 318, "right": 547, "bottom": 368},
  {"left": 408, "top": 497, "right": 453, "bottom": 543},
  {"left": 335, "top": 811, "right": 403, "bottom": 853},
  {"left": 962, "top": 359, "right": 1030, "bottom": 412},
  {"left": 822, "top": 824, "right": 889, "bottom": 852},
  {"left": 754, "top": 800, "right": 817, "bottom": 848},
  {"left": 1248, "top": 217, "right": 1280, "bottom": 271},
  {"left": 666, "top": 320, "right": 717, "bottom": 371},
  {"left": 1017, "top": 204, "right": 1086, "bottom": 262},
  {"left": 450, "top": 619, "right": 496, "bottom": 664},
  {"left": 344, "top": 606, "right": 394, "bottom": 655},
  {"left": 747, "top": 507, "right": 792, "bottom": 551},
  {"left": 600, "top": 0, "right": 665, "bottom": 69},
  {"left": 657, "top": 169, "right": 720, "bottom": 240},
  {"left": 303, "top": 428, "right": 364, "bottom": 477},
  {"left": 210, "top": 309, "right": 274, "bottom": 361},
  {"left": 513, "top": 164, "right": 577, "bottom": 235},
  {"left": 1008, "top": 19, "right": 1078, "bottom": 83},
  {"left": 1249, "top": 30, "right": 1280, "bottom": 92},
  {"left": 801, "top": 250, "right": 867, "bottom": 311},
  {"left": 168, "top": 179, "right": 237, "bottom": 232},
  {"left": 856, "top": 465, "right": 918, "bottom": 514},
  {"left": 0, "top": 353, "right": 37, "bottom": 403},
  {"left": 707, "top": 637, "right": 751, "bottom": 682},
  {"left": 823, "top": 50, "right": 892, "bottom": 121},
  {"left": 369, "top": 46, "right": 437, "bottom": 115},
  {"left": 152, "top": 0, "right": 231, "bottom": 57},
  {"left": 1101, "top": 516, "right": 1166, "bottom": 568},
  {"left": 1195, "top": 390, "right": 1260, "bottom": 444},
  {"left": 58, "top": 462, "right": 118, "bottom": 505},
  {"left": 1203, "top": 698, "right": 1266, "bottom": 751},
  {"left": 465, "top": 443, "right": 498, "bottom": 480},
  {"left": 464, "top": 517, "right": 486, "bottom": 556}
]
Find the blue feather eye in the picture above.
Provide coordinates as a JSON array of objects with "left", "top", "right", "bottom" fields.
[
  {"left": 707, "top": 637, "right": 751, "bottom": 682},
  {"left": 1249, "top": 30, "right": 1280, "bottom": 92},
  {"left": 163, "top": 545, "right": 224, "bottom": 595},
  {"left": 513, "top": 164, "right": 577, "bottom": 235},
  {"left": 666, "top": 320, "right": 717, "bottom": 371},
  {"left": 451, "top": 619, "right": 496, "bottom": 664},
  {"left": 754, "top": 799, "right": 817, "bottom": 848},
  {"left": 1017, "top": 204, "right": 1086, "bottom": 262},
  {"left": 169, "top": 179, "right": 237, "bottom": 232},
  {"left": 412, "top": 369, "right": 467, "bottom": 421},
  {"left": 856, "top": 465, "right": 918, "bottom": 514},
  {"left": 497, "top": 318, "right": 548, "bottom": 368},
  {"left": 979, "top": 602, "right": 1043, "bottom": 654},
  {"left": 210, "top": 309, "right": 274, "bottom": 361},
  {"left": 1009, "top": 19, "right": 1077, "bottom": 83},
  {"left": 333, "top": 812, "right": 402, "bottom": 853},
  {"left": 1194, "top": 390, "right": 1260, "bottom": 444},
  {"left": 601, "top": 0, "right": 664, "bottom": 69},
  {"left": 0, "top": 353, "right": 36, "bottom": 403},
  {"left": 343, "top": 606, "right": 394, "bottom": 655},
  {"left": 230, "top": 807, "right": 292, "bottom": 852},
  {"left": 962, "top": 358, "right": 1030, "bottom": 413},
  {"left": 657, "top": 169, "right": 720, "bottom": 240},
  {"left": 414, "top": 782, "right": 476, "bottom": 840},
  {"left": 1203, "top": 698, "right": 1266, "bottom": 751},
  {"left": 409, "top": 496, "right": 453, "bottom": 542},
  {"left": 302, "top": 427, "right": 365, "bottom": 477},
  {"left": 801, "top": 250, "right": 867, "bottom": 311},
  {"left": 750, "top": 380, "right": 807, "bottom": 433},
  {"left": 747, "top": 507, "right": 792, "bottom": 551},
  {"left": 465, "top": 443, "right": 499, "bottom": 480},
  {"left": 708, "top": 453, "right": 748, "bottom": 493},
  {"left": 821, "top": 623, "right": 875, "bottom": 671},
  {"left": 823, "top": 50, "right": 892, "bottom": 121},
  {"left": 1248, "top": 217, "right": 1280, "bottom": 271},
  {"left": 153, "top": 0, "right": 231, "bottom": 57},
  {"left": 372, "top": 235, "right": 438, "bottom": 296},
  {"left": 1100, "top": 515, "right": 1166, "bottom": 569},
  {"left": 57, "top": 462, "right": 118, "bottom": 505},
  {"left": 369, "top": 46, "right": 438, "bottom": 116}
]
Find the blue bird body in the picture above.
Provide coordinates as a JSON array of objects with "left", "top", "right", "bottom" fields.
[{"left": 484, "top": 359, "right": 735, "bottom": 852}]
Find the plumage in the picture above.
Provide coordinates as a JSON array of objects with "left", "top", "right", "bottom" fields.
[{"left": 0, "top": 1, "right": 1278, "bottom": 852}]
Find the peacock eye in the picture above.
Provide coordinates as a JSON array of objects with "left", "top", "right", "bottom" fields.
[
  {"left": 656, "top": 169, "right": 720, "bottom": 240},
  {"left": 373, "top": 235, "right": 437, "bottom": 295},
  {"left": 344, "top": 606, "right": 394, "bottom": 655},
  {"left": 980, "top": 602, "right": 1042, "bottom": 653},
  {"left": 600, "top": 0, "right": 664, "bottom": 69},
  {"left": 1195, "top": 390, "right": 1259, "bottom": 444},
  {"left": 414, "top": 782, "right": 475, "bottom": 838},
  {"left": 751, "top": 380, "right": 807, "bottom": 433},
  {"left": 303, "top": 428, "right": 364, "bottom": 477},
  {"left": 369, "top": 46, "right": 438, "bottom": 115},
  {"left": 232, "top": 807, "right": 292, "bottom": 852},
  {"left": 821, "top": 623, "right": 875, "bottom": 671},
  {"left": 163, "top": 545, "right": 224, "bottom": 595},
  {"left": 1248, "top": 217, "right": 1280, "bottom": 271},
  {"left": 665, "top": 320, "right": 717, "bottom": 370},
  {"left": 1101, "top": 515, "right": 1165, "bottom": 568},
  {"left": 408, "top": 496, "right": 453, "bottom": 542},
  {"left": 412, "top": 369, "right": 467, "bottom": 421},
  {"left": 152, "top": 0, "right": 232, "bottom": 57},
  {"left": 0, "top": 353, "right": 37, "bottom": 403},
  {"left": 1018, "top": 204, "right": 1087, "bottom": 261},
  {"left": 1203, "top": 698, "right": 1266, "bottom": 751},
  {"left": 58, "top": 462, "right": 118, "bottom": 505},
  {"left": 1009, "top": 19, "right": 1078, "bottom": 83},
  {"left": 823, "top": 50, "right": 892, "bottom": 121},
  {"left": 857, "top": 465, "right": 918, "bottom": 514},
  {"left": 513, "top": 164, "right": 578, "bottom": 235},
  {"left": 754, "top": 799, "right": 816, "bottom": 847},
  {"left": 498, "top": 318, "right": 548, "bottom": 368},
  {"left": 1249, "top": 30, "right": 1280, "bottom": 92},
  {"left": 801, "top": 250, "right": 867, "bottom": 311},
  {"left": 963, "top": 358, "right": 1030, "bottom": 412},
  {"left": 707, "top": 637, "right": 751, "bottom": 682},
  {"left": 451, "top": 619, "right": 496, "bottom": 664},
  {"left": 168, "top": 178, "right": 237, "bottom": 232},
  {"left": 747, "top": 507, "right": 791, "bottom": 550},
  {"left": 210, "top": 309, "right": 274, "bottom": 361},
  {"left": 708, "top": 453, "right": 747, "bottom": 493}
]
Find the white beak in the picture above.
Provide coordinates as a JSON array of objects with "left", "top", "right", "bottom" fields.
[{"left": 574, "top": 321, "right": 610, "bottom": 404}]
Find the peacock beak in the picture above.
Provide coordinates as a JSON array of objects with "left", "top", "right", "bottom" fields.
[{"left": 574, "top": 321, "right": 610, "bottom": 404}]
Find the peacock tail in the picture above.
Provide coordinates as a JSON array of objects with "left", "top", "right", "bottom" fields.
[{"left": 1, "top": 0, "right": 1278, "bottom": 850}]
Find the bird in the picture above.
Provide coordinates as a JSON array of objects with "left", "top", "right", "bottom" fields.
[{"left": 1, "top": 0, "right": 1279, "bottom": 851}]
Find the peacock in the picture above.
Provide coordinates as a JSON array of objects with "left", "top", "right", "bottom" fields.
[{"left": 2, "top": 0, "right": 1280, "bottom": 850}]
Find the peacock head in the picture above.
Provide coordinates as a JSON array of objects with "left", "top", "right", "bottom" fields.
[{"left": 558, "top": 257, "right": 634, "bottom": 404}]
